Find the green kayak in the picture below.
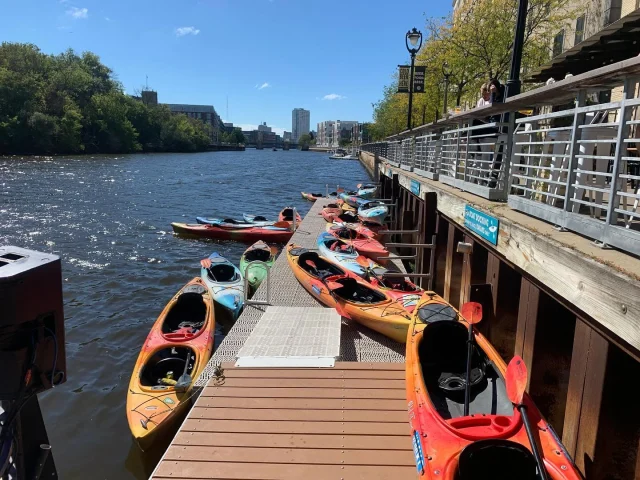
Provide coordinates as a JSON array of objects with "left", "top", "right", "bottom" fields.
[{"left": 239, "top": 240, "right": 277, "bottom": 294}]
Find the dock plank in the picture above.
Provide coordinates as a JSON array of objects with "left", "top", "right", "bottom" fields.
[
  {"left": 195, "top": 397, "right": 407, "bottom": 411},
  {"left": 191, "top": 407, "right": 408, "bottom": 423},
  {"left": 200, "top": 386, "right": 405, "bottom": 399}
]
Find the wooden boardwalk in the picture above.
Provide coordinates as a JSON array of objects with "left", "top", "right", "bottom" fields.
[
  {"left": 152, "top": 199, "right": 416, "bottom": 479},
  {"left": 152, "top": 363, "right": 415, "bottom": 480}
]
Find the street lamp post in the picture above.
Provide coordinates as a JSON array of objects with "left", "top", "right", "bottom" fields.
[
  {"left": 405, "top": 28, "right": 423, "bottom": 131},
  {"left": 506, "top": 0, "right": 529, "bottom": 98},
  {"left": 442, "top": 61, "right": 451, "bottom": 118}
]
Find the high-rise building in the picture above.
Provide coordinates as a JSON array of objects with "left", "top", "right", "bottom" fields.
[
  {"left": 292, "top": 108, "right": 310, "bottom": 142},
  {"left": 283, "top": 131, "right": 292, "bottom": 142}
]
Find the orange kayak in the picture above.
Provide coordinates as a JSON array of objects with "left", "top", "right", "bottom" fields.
[
  {"left": 126, "top": 278, "right": 215, "bottom": 450},
  {"left": 279, "top": 207, "right": 302, "bottom": 224},
  {"left": 287, "top": 244, "right": 411, "bottom": 342},
  {"left": 325, "top": 224, "right": 389, "bottom": 263},
  {"left": 406, "top": 293, "right": 583, "bottom": 479}
]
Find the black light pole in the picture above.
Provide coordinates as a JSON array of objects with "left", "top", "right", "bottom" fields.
[
  {"left": 505, "top": 0, "right": 529, "bottom": 98},
  {"left": 442, "top": 61, "right": 451, "bottom": 117},
  {"left": 406, "top": 28, "right": 423, "bottom": 130}
]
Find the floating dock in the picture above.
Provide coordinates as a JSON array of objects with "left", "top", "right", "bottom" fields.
[{"left": 151, "top": 199, "right": 415, "bottom": 480}]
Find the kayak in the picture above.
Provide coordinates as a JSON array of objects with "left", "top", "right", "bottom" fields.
[
  {"left": 287, "top": 245, "right": 411, "bottom": 342},
  {"left": 336, "top": 199, "right": 356, "bottom": 212},
  {"left": 289, "top": 244, "right": 422, "bottom": 313},
  {"left": 317, "top": 232, "right": 366, "bottom": 276},
  {"left": 279, "top": 207, "right": 302, "bottom": 225},
  {"left": 338, "top": 192, "right": 368, "bottom": 208},
  {"left": 201, "top": 252, "right": 244, "bottom": 321},
  {"left": 326, "top": 221, "right": 388, "bottom": 240},
  {"left": 301, "top": 192, "right": 323, "bottom": 202},
  {"left": 406, "top": 294, "right": 583, "bottom": 479},
  {"left": 325, "top": 224, "right": 389, "bottom": 264},
  {"left": 196, "top": 215, "right": 274, "bottom": 227},
  {"left": 242, "top": 213, "right": 271, "bottom": 224},
  {"left": 239, "top": 241, "right": 278, "bottom": 294},
  {"left": 356, "top": 184, "right": 377, "bottom": 199},
  {"left": 126, "top": 277, "right": 215, "bottom": 450},
  {"left": 358, "top": 201, "right": 388, "bottom": 225},
  {"left": 171, "top": 222, "right": 293, "bottom": 243}
]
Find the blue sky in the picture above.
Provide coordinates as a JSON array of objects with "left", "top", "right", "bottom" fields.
[{"left": 2, "top": 0, "right": 451, "bottom": 135}]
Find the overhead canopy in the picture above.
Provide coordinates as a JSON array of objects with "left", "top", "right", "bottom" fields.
[{"left": 527, "top": 9, "right": 640, "bottom": 83}]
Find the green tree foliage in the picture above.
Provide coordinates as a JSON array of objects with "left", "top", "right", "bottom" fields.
[
  {"left": 220, "top": 128, "right": 245, "bottom": 144},
  {"left": 297, "top": 133, "right": 312, "bottom": 147},
  {"left": 370, "top": 0, "right": 579, "bottom": 139},
  {"left": 0, "top": 42, "right": 212, "bottom": 154}
]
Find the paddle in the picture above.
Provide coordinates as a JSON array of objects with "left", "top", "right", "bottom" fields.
[
  {"left": 460, "top": 302, "right": 483, "bottom": 416},
  {"left": 506, "top": 356, "right": 550, "bottom": 480},
  {"left": 175, "top": 352, "right": 192, "bottom": 392}
]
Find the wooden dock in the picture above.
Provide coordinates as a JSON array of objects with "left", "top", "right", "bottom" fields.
[
  {"left": 151, "top": 199, "right": 415, "bottom": 479},
  {"left": 153, "top": 363, "right": 415, "bottom": 480}
]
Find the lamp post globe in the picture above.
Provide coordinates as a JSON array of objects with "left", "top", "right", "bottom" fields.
[{"left": 405, "top": 28, "right": 422, "bottom": 130}]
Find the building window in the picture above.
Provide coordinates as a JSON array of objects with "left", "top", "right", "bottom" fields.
[
  {"left": 605, "top": 0, "right": 622, "bottom": 25},
  {"left": 553, "top": 29, "right": 565, "bottom": 58},
  {"left": 574, "top": 14, "right": 585, "bottom": 45}
]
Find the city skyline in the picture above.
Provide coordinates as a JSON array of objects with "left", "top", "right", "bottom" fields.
[{"left": 0, "top": 0, "right": 449, "bottom": 134}]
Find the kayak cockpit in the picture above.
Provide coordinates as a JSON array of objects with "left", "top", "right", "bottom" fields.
[
  {"left": 281, "top": 208, "right": 295, "bottom": 221},
  {"left": 456, "top": 439, "right": 538, "bottom": 480},
  {"left": 162, "top": 289, "right": 207, "bottom": 337},
  {"left": 245, "top": 248, "right": 272, "bottom": 263},
  {"left": 330, "top": 277, "right": 387, "bottom": 304},
  {"left": 298, "top": 251, "right": 344, "bottom": 278},
  {"left": 205, "top": 263, "right": 239, "bottom": 283},
  {"left": 333, "top": 228, "right": 358, "bottom": 240},
  {"left": 140, "top": 346, "right": 196, "bottom": 390},
  {"left": 419, "top": 319, "right": 511, "bottom": 419},
  {"left": 325, "top": 238, "right": 357, "bottom": 254}
]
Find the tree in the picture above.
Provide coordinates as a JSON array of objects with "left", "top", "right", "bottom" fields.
[
  {"left": 298, "top": 133, "right": 312, "bottom": 147},
  {"left": 369, "top": 0, "right": 581, "bottom": 138},
  {"left": 0, "top": 41, "right": 213, "bottom": 155}
]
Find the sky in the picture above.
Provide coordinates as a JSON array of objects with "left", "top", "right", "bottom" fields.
[{"left": 1, "top": 0, "right": 451, "bottom": 135}]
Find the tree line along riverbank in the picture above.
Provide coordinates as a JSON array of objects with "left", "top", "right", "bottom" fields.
[{"left": 0, "top": 42, "right": 213, "bottom": 156}]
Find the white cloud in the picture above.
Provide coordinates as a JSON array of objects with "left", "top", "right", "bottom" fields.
[
  {"left": 105, "top": 17, "right": 111, "bottom": 21},
  {"left": 322, "top": 93, "right": 345, "bottom": 101},
  {"left": 59, "top": 0, "right": 70, "bottom": 3},
  {"left": 175, "top": 26, "right": 200, "bottom": 37},
  {"left": 256, "top": 82, "right": 271, "bottom": 90},
  {"left": 66, "top": 7, "right": 88, "bottom": 19}
]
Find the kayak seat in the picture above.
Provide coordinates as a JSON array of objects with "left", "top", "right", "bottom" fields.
[
  {"left": 419, "top": 321, "right": 492, "bottom": 418},
  {"left": 328, "top": 240, "right": 354, "bottom": 253},
  {"left": 456, "top": 439, "right": 538, "bottom": 480},
  {"left": 207, "top": 264, "right": 239, "bottom": 283},
  {"left": 254, "top": 215, "right": 267, "bottom": 221},
  {"left": 299, "top": 251, "right": 343, "bottom": 279},
  {"left": 140, "top": 346, "right": 195, "bottom": 387},
  {"left": 162, "top": 292, "right": 207, "bottom": 334},
  {"left": 332, "top": 278, "right": 386, "bottom": 304},
  {"left": 223, "top": 218, "right": 242, "bottom": 224}
]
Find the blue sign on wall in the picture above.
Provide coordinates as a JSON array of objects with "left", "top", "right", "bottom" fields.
[
  {"left": 387, "top": 168, "right": 392, "bottom": 178},
  {"left": 410, "top": 179, "right": 420, "bottom": 196},
  {"left": 464, "top": 205, "right": 499, "bottom": 245}
]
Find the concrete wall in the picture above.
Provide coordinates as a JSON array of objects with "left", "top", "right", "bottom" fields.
[{"left": 358, "top": 151, "right": 376, "bottom": 178}]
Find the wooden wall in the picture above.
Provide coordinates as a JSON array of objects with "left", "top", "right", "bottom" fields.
[{"left": 392, "top": 183, "right": 640, "bottom": 479}]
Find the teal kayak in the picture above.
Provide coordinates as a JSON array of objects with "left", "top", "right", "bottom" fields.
[{"left": 239, "top": 241, "right": 277, "bottom": 294}]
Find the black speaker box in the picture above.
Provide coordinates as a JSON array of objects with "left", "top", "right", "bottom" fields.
[{"left": 0, "top": 246, "right": 66, "bottom": 399}]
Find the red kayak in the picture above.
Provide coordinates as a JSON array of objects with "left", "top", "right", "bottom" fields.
[
  {"left": 327, "top": 225, "right": 389, "bottom": 263},
  {"left": 171, "top": 222, "right": 293, "bottom": 243},
  {"left": 279, "top": 207, "right": 302, "bottom": 224}
]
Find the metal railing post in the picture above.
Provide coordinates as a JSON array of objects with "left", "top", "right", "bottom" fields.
[
  {"left": 243, "top": 261, "right": 271, "bottom": 306},
  {"left": 605, "top": 78, "right": 634, "bottom": 233},
  {"left": 562, "top": 89, "right": 587, "bottom": 225}
]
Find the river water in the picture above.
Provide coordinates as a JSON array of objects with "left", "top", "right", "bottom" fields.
[{"left": 0, "top": 150, "right": 369, "bottom": 480}]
